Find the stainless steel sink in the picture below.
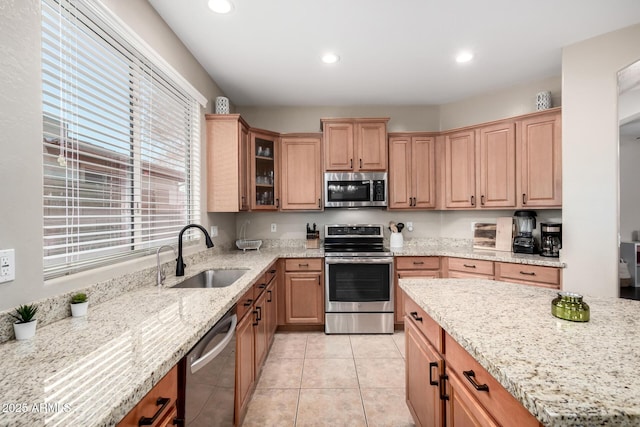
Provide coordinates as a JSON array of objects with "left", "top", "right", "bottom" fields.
[{"left": 171, "top": 268, "right": 248, "bottom": 289}]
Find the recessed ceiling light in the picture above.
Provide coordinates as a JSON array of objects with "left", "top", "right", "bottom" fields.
[
  {"left": 456, "top": 51, "right": 474, "bottom": 63},
  {"left": 208, "top": 0, "right": 233, "bottom": 14},
  {"left": 321, "top": 53, "right": 340, "bottom": 64}
]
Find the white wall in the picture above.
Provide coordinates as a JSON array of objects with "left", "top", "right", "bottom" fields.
[
  {"left": 0, "top": 0, "right": 233, "bottom": 311},
  {"left": 562, "top": 23, "right": 640, "bottom": 297}
]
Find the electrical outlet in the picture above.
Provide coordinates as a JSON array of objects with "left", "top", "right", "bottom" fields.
[
  {"left": 0, "top": 249, "right": 15, "bottom": 284},
  {"left": 406, "top": 222, "right": 413, "bottom": 232},
  {"left": 271, "top": 223, "right": 277, "bottom": 232},
  {"left": 210, "top": 225, "right": 218, "bottom": 237}
]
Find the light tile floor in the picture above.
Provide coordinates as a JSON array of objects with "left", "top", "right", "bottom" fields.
[{"left": 242, "top": 331, "right": 415, "bottom": 427}]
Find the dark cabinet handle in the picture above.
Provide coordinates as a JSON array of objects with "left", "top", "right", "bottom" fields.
[
  {"left": 318, "top": 198, "right": 321, "bottom": 208},
  {"left": 481, "top": 195, "right": 485, "bottom": 205},
  {"left": 258, "top": 283, "right": 266, "bottom": 289},
  {"left": 413, "top": 261, "right": 425, "bottom": 265},
  {"left": 269, "top": 269, "right": 276, "bottom": 274},
  {"left": 243, "top": 299, "right": 253, "bottom": 307},
  {"left": 299, "top": 263, "right": 309, "bottom": 267},
  {"left": 439, "top": 374, "right": 449, "bottom": 401},
  {"left": 463, "top": 370, "right": 489, "bottom": 392},
  {"left": 470, "top": 195, "right": 475, "bottom": 206},
  {"left": 252, "top": 310, "right": 259, "bottom": 326},
  {"left": 410, "top": 311, "right": 423, "bottom": 322},
  {"left": 522, "top": 193, "right": 527, "bottom": 205},
  {"left": 318, "top": 276, "right": 321, "bottom": 285},
  {"left": 350, "top": 159, "right": 353, "bottom": 168},
  {"left": 463, "top": 264, "right": 476, "bottom": 269},
  {"left": 429, "top": 362, "right": 439, "bottom": 386},
  {"left": 359, "top": 158, "right": 363, "bottom": 168},
  {"left": 256, "top": 306, "right": 262, "bottom": 321},
  {"left": 267, "top": 290, "right": 272, "bottom": 302},
  {"left": 519, "top": 271, "right": 536, "bottom": 276},
  {"left": 138, "top": 397, "right": 170, "bottom": 426},
  {"left": 276, "top": 198, "right": 280, "bottom": 208}
]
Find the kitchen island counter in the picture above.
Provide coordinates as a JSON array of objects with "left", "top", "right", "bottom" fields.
[{"left": 400, "top": 277, "right": 640, "bottom": 427}]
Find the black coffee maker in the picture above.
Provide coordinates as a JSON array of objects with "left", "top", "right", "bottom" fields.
[
  {"left": 512, "top": 210, "right": 537, "bottom": 254},
  {"left": 540, "top": 223, "right": 562, "bottom": 257}
]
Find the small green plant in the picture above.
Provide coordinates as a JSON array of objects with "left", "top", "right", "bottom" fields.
[
  {"left": 71, "top": 293, "right": 87, "bottom": 304},
  {"left": 10, "top": 304, "right": 38, "bottom": 324}
]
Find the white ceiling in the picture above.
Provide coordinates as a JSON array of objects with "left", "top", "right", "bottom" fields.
[{"left": 148, "top": 0, "right": 640, "bottom": 107}]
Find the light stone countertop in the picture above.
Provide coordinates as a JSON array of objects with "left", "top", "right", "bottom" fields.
[
  {"left": 400, "top": 278, "right": 640, "bottom": 427},
  {"left": 0, "top": 244, "right": 560, "bottom": 427}
]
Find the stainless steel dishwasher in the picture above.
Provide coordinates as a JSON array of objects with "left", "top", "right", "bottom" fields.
[{"left": 184, "top": 306, "right": 237, "bottom": 426}]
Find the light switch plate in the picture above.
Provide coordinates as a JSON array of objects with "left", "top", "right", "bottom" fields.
[
  {"left": 271, "top": 223, "right": 277, "bottom": 232},
  {"left": 0, "top": 249, "right": 15, "bottom": 283},
  {"left": 210, "top": 225, "right": 218, "bottom": 237}
]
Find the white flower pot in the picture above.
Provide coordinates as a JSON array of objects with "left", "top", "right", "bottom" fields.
[
  {"left": 71, "top": 302, "right": 89, "bottom": 317},
  {"left": 14, "top": 320, "right": 37, "bottom": 340}
]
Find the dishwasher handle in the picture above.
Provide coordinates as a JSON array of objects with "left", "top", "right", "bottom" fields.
[{"left": 190, "top": 313, "right": 237, "bottom": 374}]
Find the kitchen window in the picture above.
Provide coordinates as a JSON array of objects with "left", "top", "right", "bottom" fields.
[{"left": 41, "top": 0, "right": 206, "bottom": 279}]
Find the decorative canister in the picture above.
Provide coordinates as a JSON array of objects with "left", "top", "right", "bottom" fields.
[
  {"left": 215, "top": 96, "right": 230, "bottom": 114},
  {"left": 551, "top": 292, "right": 590, "bottom": 322},
  {"left": 536, "top": 91, "right": 552, "bottom": 111}
]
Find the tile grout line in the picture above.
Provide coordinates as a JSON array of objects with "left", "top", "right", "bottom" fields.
[
  {"left": 349, "top": 335, "right": 370, "bottom": 427},
  {"left": 293, "top": 334, "right": 309, "bottom": 427}
]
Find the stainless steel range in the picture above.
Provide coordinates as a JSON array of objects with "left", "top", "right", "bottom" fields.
[{"left": 324, "top": 224, "right": 394, "bottom": 334}]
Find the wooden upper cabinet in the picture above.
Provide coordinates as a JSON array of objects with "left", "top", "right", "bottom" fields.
[
  {"left": 518, "top": 110, "right": 562, "bottom": 208},
  {"left": 478, "top": 122, "right": 516, "bottom": 208},
  {"left": 322, "top": 118, "right": 389, "bottom": 171},
  {"left": 249, "top": 129, "right": 280, "bottom": 211},
  {"left": 205, "top": 114, "right": 250, "bottom": 212},
  {"left": 444, "top": 130, "right": 476, "bottom": 208},
  {"left": 280, "top": 134, "right": 323, "bottom": 210},
  {"left": 389, "top": 134, "right": 436, "bottom": 209}
]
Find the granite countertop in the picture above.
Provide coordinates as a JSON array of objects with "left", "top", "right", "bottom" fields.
[
  {"left": 400, "top": 278, "right": 640, "bottom": 427},
  {"left": 0, "top": 248, "right": 320, "bottom": 427},
  {"left": 392, "top": 244, "right": 564, "bottom": 267},
  {"left": 0, "top": 244, "right": 560, "bottom": 427}
]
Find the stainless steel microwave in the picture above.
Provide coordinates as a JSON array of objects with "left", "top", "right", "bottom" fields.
[{"left": 324, "top": 172, "right": 388, "bottom": 208}]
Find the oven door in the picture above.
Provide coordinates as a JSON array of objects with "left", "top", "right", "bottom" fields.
[{"left": 325, "top": 256, "right": 394, "bottom": 312}]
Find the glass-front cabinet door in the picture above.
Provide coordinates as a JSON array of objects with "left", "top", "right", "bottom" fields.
[{"left": 249, "top": 130, "right": 279, "bottom": 210}]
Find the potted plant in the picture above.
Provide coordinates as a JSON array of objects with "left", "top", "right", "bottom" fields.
[
  {"left": 70, "top": 293, "right": 88, "bottom": 317},
  {"left": 10, "top": 304, "right": 38, "bottom": 340}
]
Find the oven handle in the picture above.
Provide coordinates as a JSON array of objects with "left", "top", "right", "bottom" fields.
[{"left": 325, "top": 257, "right": 394, "bottom": 265}]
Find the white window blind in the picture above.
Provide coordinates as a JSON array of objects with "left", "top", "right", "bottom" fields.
[{"left": 42, "top": 0, "right": 201, "bottom": 279}]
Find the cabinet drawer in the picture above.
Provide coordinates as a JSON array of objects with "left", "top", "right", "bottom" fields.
[
  {"left": 444, "top": 333, "right": 539, "bottom": 427},
  {"left": 448, "top": 258, "right": 494, "bottom": 276},
  {"left": 237, "top": 287, "right": 255, "bottom": 320},
  {"left": 396, "top": 256, "right": 440, "bottom": 271},
  {"left": 285, "top": 258, "right": 323, "bottom": 271},
  {"left": 117, "top": 366, "right": 178, "bottom": 427},
  {"left": 404, "top": 296, "right": 442, "bottom": 352},
  {"left": 496, "top": 262, "right": 559, "bottom": 287}
]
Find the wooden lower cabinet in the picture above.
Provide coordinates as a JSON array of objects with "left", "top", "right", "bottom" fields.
[
  {"left": 395, "top": 257, "right": 440, "bottom": 324},
  {"left": 405, "top": 294, "right": 542, "bottom": 427},
  {"left": 253, "top": 289, "right": 269, "bottom": 378},
  {"left": 235, "top": 307, "right": 255, "bottom": 426},
  {"left": 405, "top": 317, "right": 444, "bottom": 427},
  {"left": 117, "top": 366, "right": 178, "bottom": 427},
  {"left": 284, "top": 258, "right": 324, "bottom": 325}
]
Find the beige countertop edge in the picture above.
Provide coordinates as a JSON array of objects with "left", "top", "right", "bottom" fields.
[{"left": 399, "top": 278, "right": 640, "bottom": 427}]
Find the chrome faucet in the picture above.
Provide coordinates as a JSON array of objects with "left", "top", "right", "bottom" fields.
[
  {"left": 156, "top": 245, "right": 177, "bottom": 287},
  {"left": 176, "top": 224, "right": 214, "bottom": 277}
]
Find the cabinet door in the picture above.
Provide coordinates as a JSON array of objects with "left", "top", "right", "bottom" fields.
[
  {"left": 478, "top": 123, "right": 516, "bottom": 208},
  {"left": 250, "top": 131, "right": 279, "bottom": 211},
  {"left": 445, "top": 371, "right": 499, "bottom": 427},
  {"left": 445, "top": 130, "right": 476, "bottom": 208},
  {"left": 280, "top": 136, "right": 322, "bottom": 210},
  {"left": 266, "top": 279, "right": 278, "bottom": 342},
  {"left": 518, "top": 112, "right": 562, "bottom": 207},
  {"left": 356, "top": 121, "right": 387, "bottom": 171},
  {"left": 405, "top": 318, "right": 444, "bottom": 427},
  {"left": 395, "top": 270, "right": 439, "bottom": 324},
  {"left": 253, "top": 290, "right": 269, "bottom": 377},
  {"left": 284, "top": 272, "right": 324, "bottom": 324},
  {"left": 239, "top": 124, "right": 250, "bottom": 211},
  {"left": 324, "top": 122, "right": 354, "bottom": 171},
  {"left": 412, "top": 136, "right": 436, "bottom": 208},
  {"left": 235, "top": 311, "right": 255, "bottom": 425},
  {"left": 389, "top": 136, "right": 412, "bottom": 209}
]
